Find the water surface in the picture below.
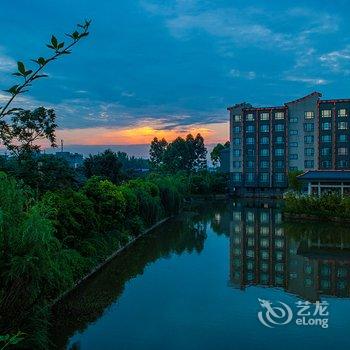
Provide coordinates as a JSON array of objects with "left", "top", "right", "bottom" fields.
[{"left": 51, "top": 201, "right": 350, "bottom": 349}]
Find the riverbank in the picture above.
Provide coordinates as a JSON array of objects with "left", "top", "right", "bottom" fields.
[
  {"left": 283, "top": 191, "right": 350, "bottom": 223},
  {"left": 50, "top": 216, "right": 172, "bottom": 306}
]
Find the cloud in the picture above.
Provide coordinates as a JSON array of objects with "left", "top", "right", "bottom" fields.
[
  {"left": 121, "top": 91, "right": 135, "bottom": 97},
  {"left": 284, "top": 76, "right": 329, "bottom": 86},
  {"left": 229, "top": 69, "right": 256, "bottom": 80},
  {"left": 0, "top": 50, "right": 16, "bottom": 72},
  {"left": 319, "top": 46, "right": 350, "bottom": 74}
]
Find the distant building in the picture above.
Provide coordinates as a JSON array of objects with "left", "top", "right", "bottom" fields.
[
  {"left": 227, "top": 92, "right": 350, "bottom": 196},
  {"left": 55, "top": 151, "right": 84, "bottom": 168},
  {"left": 297, "top": 170, "right": 350, "bottom": 196}
]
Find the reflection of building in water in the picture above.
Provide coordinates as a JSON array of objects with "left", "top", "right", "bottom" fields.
[{"left": 229, "top": 202, "right": 350, "bottom": 300}]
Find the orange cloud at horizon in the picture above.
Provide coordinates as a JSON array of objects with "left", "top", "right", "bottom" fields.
[{"left": 56, "top": 122, "right": 229, "bottom": 145}]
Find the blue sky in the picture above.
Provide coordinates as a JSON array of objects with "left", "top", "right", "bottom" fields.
[{"left": 0, "top": 0, "right": 350, "bottom": 145}]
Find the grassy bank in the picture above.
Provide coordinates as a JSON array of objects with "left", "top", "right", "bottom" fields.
[
  {"left": 0, "top": 170, "right": 227, "bottom": 348},
  {"left": 284, "top": 192, "right": 350, "bottom": 221}
]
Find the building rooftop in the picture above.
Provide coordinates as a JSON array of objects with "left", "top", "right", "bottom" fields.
[{"left": 297, "top": 170, "right": 350, "bottom": 181}]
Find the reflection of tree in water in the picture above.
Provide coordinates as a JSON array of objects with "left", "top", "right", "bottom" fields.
[
  {"left": 51, "top": 215, "right": 207, "bottom": 349},
  {"left": 284, "top": 220, "right": 350, "bottom": 252},
  {"left": 187, "top": 200, "right": 232, "bottom": 237}
]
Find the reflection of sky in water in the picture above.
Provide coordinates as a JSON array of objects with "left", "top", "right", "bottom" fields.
[{"left": 53, "top": 201, "right": 350, "bottom": 350}]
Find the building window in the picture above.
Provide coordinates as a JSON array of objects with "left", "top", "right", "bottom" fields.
[
  {"left": 260, "top": 137, "right": 269, "bottom": 144},
  {"left": 305, "top": 111, "right": 314, "bottom": 119},
  {"left": 260, "top": 112, "right": 269, "bottom": 121},
  {"left": 233, "top": 161, "right": 241, "bottom": 168},
  {"left": 275, "top": 161, "right": 284, "bottom": 169},
  {"left": 233, "top": 138, "right": 241, "bottom": 145},
  {"left": 246, "top": 113, "right": 254, "bottom": 121},
  {"left": 275, "top": 124, "right": 284, "bottom": 132},
  {"left": 260, "top": 124, "right": 269, "bottom": 132},
  {"left": 246, "top": 137, "right": 255, "bottom": 145},
  {"left": 275, "top": 112, "right": 285, "bottom": 120},
  {"left": 322, "top": 122, "right": 331, "bottom": 130},
  {"left": 304, "top": 123, "right": 314, "bottom": 132},
  {"left": 233, "top": 149, "right": 241, "bottom": 157},
  {"left": 338, "top": 109, "right": 347, "bottom": 117},
  {"left": 275, "top": 173, "right": 285, "bottom": 182},
  {"left": 322, "top": 161, "right": 332, "bottom": 168},
  {"left": 321, "top": 110, "right": 332, "bottom": 118},
  {"left": 260, "top": 173, "right": 269, "bottom": 182},
  {"left": 304, "top": 135, "right": 314, "bottom": 144},
  {"left": 260, "top": 149, "right": 269, "bottom": 156},
  {"left": 289, "top": 154, "right": 298, "bottom": 160},
  {"left": 246, "top": 173, "right": 255, "bottom": 182},
  {"left": 275, "top": 136, "right": 284, "bottom": 144},
  {"left": 304, "top": 160, "right": 314, "bottom": 168},
  {"left": 246, "top": 125, "right": 255, "bottom": 132},
  {"left": 275, "top": 148, "right": 284, "bottom": 156},
  {"left": 234, "top": 115, "right": 242, "bottom": 122},
  {"left": 304, "top": 148, "right": 314, "bottom": 156},
  {"left": 290, "top": 117, "right": 298, "bottom": 123},
  {"left": 289, "top": 166, "right": 298, "bottom": 171},
  {"left": 289, "top": 142, "right": 298, "bottom": 147},
  {"left": 260, "top": 161, "right": 269, "bottom": 169},
  {"left": 247, "top": 160, "right": 255, "bottom": 168},
  {"left": 289, "top": 130, "right": 298, "bottom": 136},
  {"left": 321, "top": 147, "right": 331, "bottom": 156},
  {"left": 321, "top": 134, "right": 331, "bottom": 142},
  {"left": 247, "top": 149, "right": 255, "bottom": 156},
  {"left": 338, "top": 160, "right": 348, "bottom": 168},
  {"left": 338, "top": 121, "right": 348, "bottom": 130},
  {"left": 338, "top": 147, "right": 348, "bottom": 156},
  {"left": 339, "top": 134, "right": 347, "bottom": 142},
  {"left": 233, "top": 126, "right": 241, "bottom": 133},
  {"left": 233, "top": 173, "right": 242, "bottom": 181}
]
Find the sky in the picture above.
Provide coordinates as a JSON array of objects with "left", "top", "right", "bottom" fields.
[{"left": 0, "top": 0, "right": 350, "bottom": 150}]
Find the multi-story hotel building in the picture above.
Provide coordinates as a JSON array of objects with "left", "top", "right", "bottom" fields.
[{"left": 227, "top": 92, "right": 350, "bottom": 195}]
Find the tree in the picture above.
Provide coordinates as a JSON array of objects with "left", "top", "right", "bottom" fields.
[
  {"left": 0, "top": 20, "right": 91, "bottom": 155},
  {"left": 149, "top": 137, "right": 167, "bottom": 170},
  {"left": 211, "top": 141, "right": 229, "bottom": 167},
  {"left": 162, "top": 137, "right": 191, "bottom": 172},
  {"left": 83, "top": 149, "right": 123, "bottom": 184},
  {"left": 0, "top": 107, "right": 57, "bottom": 157},
  {"left": 288, "top": 170, "right": 304, "bottom": 192},
  {"left": 149, "top": 133, "right": 207, "bottom": 172},
  {"left": 0, "top": 154, "right": 77, "bottom": 193},
  {"left": 192, "top": 133, "right": 207, "bottom": 170}
]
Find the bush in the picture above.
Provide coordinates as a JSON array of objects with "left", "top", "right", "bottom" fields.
[{"left": 284, "top": 192, "right": 350, "bottom": 219}]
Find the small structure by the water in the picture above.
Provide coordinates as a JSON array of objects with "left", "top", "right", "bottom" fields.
[{"left": 298, "top": 170, "right": 350, "bottom": 196}]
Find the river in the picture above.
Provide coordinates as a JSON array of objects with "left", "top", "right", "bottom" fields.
[{"left": 51, "top": 200, "right": 350, "bottom": 349}]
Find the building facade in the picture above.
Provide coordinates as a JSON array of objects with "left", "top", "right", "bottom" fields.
[{"left": 227, "top": 92, "right": 350, "bottom": 195}]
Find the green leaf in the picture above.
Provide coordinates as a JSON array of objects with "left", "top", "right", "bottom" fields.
[
  {"left": 51, "top": 35, "right": 58, "bottom": 48},
  {"left": 46, "top": 44, "right": 55, "bottom": 50},
  {"left": 32, "top": 74, "right": 48, "bottom": 80},
  {"left": 17, "top": 61, "right": 25, "bottom": 75},
  {"left": 79, "top": 32, "right": 89, "bottom": 38},
  {"left": 72, "top": 31, "right": 80, "bottom": 40},
  {"left": 24, "top": 70, "right": 33, "bottom": 77},
  {"left": 57, "top": 42, "right": 64, "bottom": 49},
  {"left": 12, "top": 72, "right": 22, "bottom": 76},
  {"left": 4, "top": 84, "right": 20, "bottom": 95}
]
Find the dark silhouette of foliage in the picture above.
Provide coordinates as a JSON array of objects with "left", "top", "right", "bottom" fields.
[
  {"left": 0, "top": 20, "right": 91, "bottom": 155},
  {"left": 83, "top": 149, "right": 124, "bottom": 184}
]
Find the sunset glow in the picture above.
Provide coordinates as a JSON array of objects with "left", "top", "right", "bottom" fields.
[{"left": 56, "top": 122, "right": 229, "bottom": 145}]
